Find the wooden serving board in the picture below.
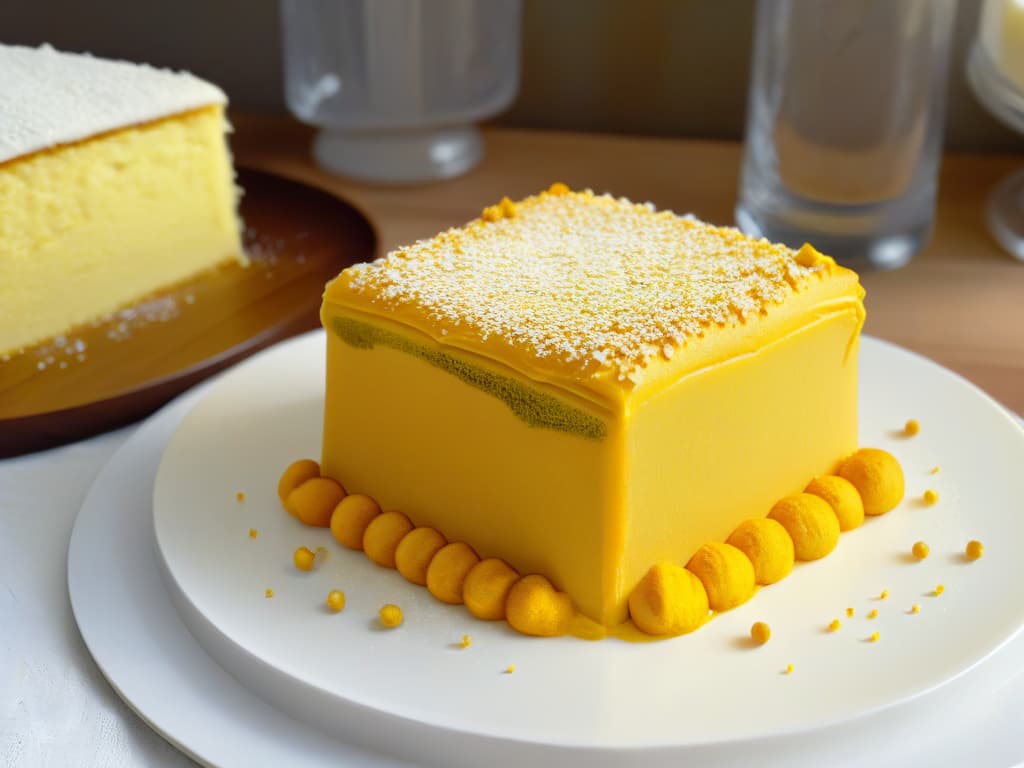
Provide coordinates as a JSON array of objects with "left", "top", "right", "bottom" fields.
[{"left": 0, "top": 169, "right": 376, "bottom": 458}]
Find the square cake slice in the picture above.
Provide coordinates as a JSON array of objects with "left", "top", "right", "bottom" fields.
[
  {"left": 0, "top": 44, "right": 244, "bottom": 355},
  {"left": 320, "top": 186, "right": 864, "bottom": 627}
]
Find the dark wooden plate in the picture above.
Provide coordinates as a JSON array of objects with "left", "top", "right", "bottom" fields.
[{"left": 0, "top": 169, "right": 376, "bottom": 458}]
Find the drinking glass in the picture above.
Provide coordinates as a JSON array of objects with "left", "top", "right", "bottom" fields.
[
  {"left": 968, "top": 0, "right": 1024, "bottom": 261},
  {"left": 280, "top": 0, "right": 521, "bottom": 183},
  {"left": 736, "top": 0, "right": 957, "bottom": 269}
]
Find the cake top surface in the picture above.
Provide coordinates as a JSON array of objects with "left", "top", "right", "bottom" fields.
[
  {"left": 0, "top": 43, "right": 226, "bottom": 164},
  {"left": 325, "top": 185, "right": 862, "bottom": 396}
]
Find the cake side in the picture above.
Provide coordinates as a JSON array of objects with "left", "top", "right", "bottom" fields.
[
  {"left": 0, "top": 43, "right": 225, "bottom": 164},
  {"left": 323, "top": 187, "right": 864, "bottom": 408},
  {"left": 0, "top": 105, "right": 244, "bottom": 354}
]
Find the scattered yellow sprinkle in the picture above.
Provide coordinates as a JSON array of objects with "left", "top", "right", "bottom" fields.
[
  {"left": 868, "top": 608, "right": 878, "bottom": 619},
  {"left": 504, "top": 664, "right": 516, "bottom": 674},
  {"left": 750, "top": 621, "right": 771, "bottom": 645},
  {"left": 879, "top": 589, "right": 889, "bottom": 600},
  {"left": 236, "top": 491, "right": 245, "bottom": 503},
  {"left": 326, "top": 590, "right": 346, "bottom": 612},
  {"left": 911, "top": 541, "right": 930, "bottom": 560},
  {"left": 966, "top": 540, "right": 984, "bottom": 560},
  {"left": 784, "top": 664, "right": 794, "bottom": 674},
  {"left": 923, "top": 489, "right": 939, "bottom": 506},
  {"left": 930, "top": 466, "right": 940, "bottom": 475},
  {"left": 911, "top": 604, "right": 921, "bottom": 614},
  {"left": 869, "top": 631, "right": 880, "bottom": 643},
  {"left": 379, "top": 603, "right": 403, "bottom": 628},
  {"left": 293, "top": 546, "right": 316, "bottom": 572},
  {"left": 829, "top": 619, "right": 842, "bottom": 632},
  {"left": 248, "top": 528, "right": 258, "bottom": 539},
  {"left": 934, "top": 584, "right": 945, "bottom": 596},
  {"left": 904, "top": 419, "right": 920, "bottom": 437},
  {"left": 846, "top": 607, "right": 854, "bottom": 618},
  {"left": 265, "top": 589, "right": 274, "bottom": 598},
  {"left": 460, "top": 634, "right": 472, "bottom": 649}
]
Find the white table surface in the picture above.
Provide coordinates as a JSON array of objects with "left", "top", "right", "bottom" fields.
[{"left": 3, "top": 415, "right": 1024, "bottom": 768}]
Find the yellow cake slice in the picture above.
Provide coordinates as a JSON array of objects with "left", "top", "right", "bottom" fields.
[
  {"left": 0, "top": 44, "right": 244, "bottom": 356},
  {"left": 320, "top": 186, "right": 864, "bottom": 627}
]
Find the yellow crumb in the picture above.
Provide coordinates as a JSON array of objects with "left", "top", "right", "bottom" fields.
[
  {"left": 828, "top": 619, "right": 841, "bottom": 632},
  {"left": 504, "top": 664, "right": 516, "bottom": 674},
  {"left": 293, "top": 546, "right": 316, "bottom": 572},
  {"left": 750, "top": 621, "right": 771, "bottom": 645},
  {"left": 547, "top": 182, "right": 570, "bottom": 195},
  {"left": 934, "top": 584, "right": 945, "bottom": 596},
  {"left": 966, "top": 540, "right": 984, "bottom": 560},
  {"left": 923, "top": 489, "right": 939, "bottom": 506},
  {"left": 460, "top": 634, "right": 472, "bottom": 649},
  {"left": 930, "top": 466, "right": 940, "bottom": 475},
  {"left": 379, "top": 603, "right": 403, "bottom": 628},
  {"left": 784, "top": 664, "right": 794, "bottom": 674},
  {"left": 326, "top": 590, "right": 346, "bottom": 612},
  {"left": 248, "top": 528, "right": 258, "bottom": 539},
  {"left": 912, "top": 541, "right": 930, "bottom": 560},
  {"left": 869, "top": 631, "right": 880, "bottom": 643},
  {"left": 868, "top": 608, "right": 878, "bottom": 619},
  {"left": 880, "top": 589, "right": 889, "bottom": 600},
  {"left": 846, "top": 607, "right": 854, "bottom": 618},
  {"left": 911, "top": 604, "right": 921, "bottom": 614},
  {"left": 236, "top": 491, "right": 245, "bottom": 503},
  {"left": 265, "top": 589, "right": 274, "bottom": 598},
  {"left": 904, "top": 419, "right": 920, "bottom": 436}
]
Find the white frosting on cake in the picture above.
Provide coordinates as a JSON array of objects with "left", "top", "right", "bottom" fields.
[{"left": 0, "top": 43, "right": 226, "bottom": 164}]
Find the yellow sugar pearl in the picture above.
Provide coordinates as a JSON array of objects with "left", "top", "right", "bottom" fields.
[
  {"left": 236, "top": 491, "right": 245, "bottom": 503},
  {"left": 930, "top": 466, "right": 940, "bottom": 475},
  {"left": 829, "top": 618, "right": 842, "bottom": 632},
  {"left": 904, "top": 419, "right": 920, "bottom": 436},
  {"left": 879, "top": 589, "right": 889, "bottom": 600},
  {"left": 686, "top": 542, "right": 756, "bottom": 611},
  {"left": 846, "top": 607, "right": 854, "bottom": 618},
  {"left": 460, "top": 634, "right": 472, "bottom": 648},
  {"left": 547, "top": 182, "right": 570, "bottom": 195},
  {"left": 868, "top": 608, "right": 878, "bottom": 619},
  {"left": 966, "top": 540, "right": 984, "bottom": 560},
  {"left": 293, "top": 546, "right": 316, "bottom": 572},
  {"left": 911, "top": 604, "right": 921, "bottom": 614},
  {"left": 923, "top": 489, "right": 939, "bottom": 506},
  {"left": 784, "top": 664, "right": 794, "bottom": 674},
  {"left": 750, "top": 622, "right": 771, "bottom": 645},
  {"left": 277, "top": 459, "right": 320, "bottom": 503},
  {"left": 934, "top": 584, "right": 945, "bottom": 596},
  {"left": 628, "top": 561, "right": 709, "bottom": 636},
  {"left": 326, "top": 589, "right": 346, "bottom": 612},
  {"left": 869, "top": 631, "right": 880, "bottom": 643},
  {"left": 839, "top": 448, "right": 905, "bottom": 516},
  {"left": 379, "top": 603, "right": 403, "bottom": 628},
  {"left": 265, "top": 589, "right": 274, "bottom": 598},
  {"left": 248, "top": 528, "right": 258, "bottom": 539},
  {"left": 912, "top": 541, "right": 930, "bottom": 560},
  {"left": 504, "top": 664, "right": 516, "bottom": 674},
  {"left": 767, "top": 494, "right": 840, "bottom": 561}
]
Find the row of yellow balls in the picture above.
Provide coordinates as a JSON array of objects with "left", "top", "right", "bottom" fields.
[
  {"left": 628, "top": 448, "right": 905, "bottom": 636},
  {"left": 279, "top": 460, "right": 574, "bottom": 637}
]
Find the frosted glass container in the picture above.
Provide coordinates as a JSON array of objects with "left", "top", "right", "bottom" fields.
[{"left": 281, "top": 0, "right": 520, "bottom": 183}]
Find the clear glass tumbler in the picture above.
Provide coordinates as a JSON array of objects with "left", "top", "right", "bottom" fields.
[
  {"left": 968, "top": 0, "right": 1024, "bottom": 261},
  {"left": 736, "top": 0, "right": 957, "bottom": 269},
  {"left": 280, "top": 0, "right": 521, "bottom": 183}
]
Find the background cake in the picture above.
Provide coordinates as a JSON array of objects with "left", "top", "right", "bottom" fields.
[{"left": 0, "top": 43, "right": 244, "bottom": 356}]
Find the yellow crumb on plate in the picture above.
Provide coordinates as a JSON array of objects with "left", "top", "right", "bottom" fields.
[
  {"left": 930, "top": 466, "right": 940, "bottom": 475},
  {"left": 868, "top": 608, "right": 878, "bottom": 619},
  {"left": 784, "top": 664, "right": 794, "bottom": 675},
  {"left": 265, "top": 589, "right": 274, "bottom": 598},
  {"left": 236, "top": 491, "right": 245, "bottom": 503},
  {"left": 248, "top": 528, "right": 258, "bottom": 539},
  {"left": 966, "top": 540, "right": 984, "bottom": 560},
  {"left": 750, "top": 621, "right": 771, "bottom": 645},
  {"left": 326, "top": 589, "right": 346, "bottom": 612},
  {"left": 869, "top": 631, "right": 880, "bottom": 643},
  {"left": 904, "top": 419, "right": 920, "bottom": 437},
  {"left": 293, "top": 546, "right": 316, "bottom": 572},
  {"left": 910, "top": 604, "right": 921, "bottom": 614},
  {"left": 934, "top": 584, "right": 945, "bottom": 596},
  {"left": 911, "top": 541, "right": 930, "bottom": 560},
  {"left": 460, "top": 634, "right": 472, "bottom": 648},
  {"left": 923, "top": 489, "right": 939, "bottom": 506},
  {"left": 828, "top": 619, "right": 841, "bottom": 632},
  {"left": 879, "top": 589, "right": 889, "bottom": 600},
  {"left": 504, "top": 664, "right": 516, "bottom": 674},
  {"left": 379, "top": 603, "right": 403, "bottom": 628},
  {"left": 846, "top": 607, "right": 854, "bottom": 618}
]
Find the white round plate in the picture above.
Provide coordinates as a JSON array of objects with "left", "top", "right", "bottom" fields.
[{"left": 149, "top": 332, "right": 1024, "bottom": 765}]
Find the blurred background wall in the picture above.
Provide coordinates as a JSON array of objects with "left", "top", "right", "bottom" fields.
[{"left": 2, "top": 0, "right": 1020, "bottom": 151}]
